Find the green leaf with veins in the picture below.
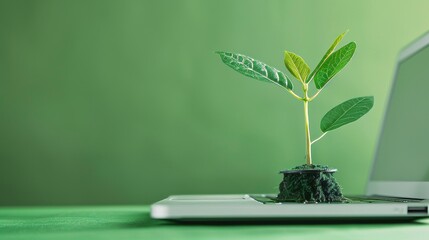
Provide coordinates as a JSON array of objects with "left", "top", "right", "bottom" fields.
[
  {"left": 314, "top": 42, "right": 356, "bottom": 89},
  {"left": 307, "top": 31, "right": 348, "bottom": 83},
  {"left": 284, "top": 51, "right": 310, "bottom": 83},
  {"left": 320, "top": 96, "right": 374, "bottom": 132},
  {"left": 216, "top": 51, "right": 293, "bottom": 90}
]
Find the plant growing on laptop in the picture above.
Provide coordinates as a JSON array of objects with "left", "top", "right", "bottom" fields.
[{"left": 216, "top": 31, "right": 374, "bottom": 203}]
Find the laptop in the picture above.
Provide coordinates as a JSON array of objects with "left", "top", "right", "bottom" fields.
[{"left": 150, "top": 32, "right": 429, "bottom": 221}]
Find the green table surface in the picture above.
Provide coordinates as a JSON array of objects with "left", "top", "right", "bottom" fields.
[{"left": 2, "top": 206, "right": 429, "bottom": 240}]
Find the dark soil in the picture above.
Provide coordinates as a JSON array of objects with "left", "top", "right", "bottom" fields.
[{"left": 277, "top": 164, "right": 344, "bottom": 203}]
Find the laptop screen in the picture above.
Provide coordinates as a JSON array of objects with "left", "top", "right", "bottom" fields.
[{"left": 371, "top": 44, "right": 429, "bottom": 182}]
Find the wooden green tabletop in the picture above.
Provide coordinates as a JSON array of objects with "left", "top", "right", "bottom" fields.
[{"left": 1, "top": 206, "right": 429, "bottom": 240}]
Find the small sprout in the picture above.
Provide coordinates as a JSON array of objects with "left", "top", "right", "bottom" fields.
[{"left": 216, "top": 31, "right": 374, "bottom": 166}]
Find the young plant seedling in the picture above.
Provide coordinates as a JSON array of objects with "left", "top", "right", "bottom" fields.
[{"left": 216, "top": 31, "right": 374, "bottom": 203}]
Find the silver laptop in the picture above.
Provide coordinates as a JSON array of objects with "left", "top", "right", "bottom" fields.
[{"left": 151, "top": 32, "right": 429, "bottom": 221}]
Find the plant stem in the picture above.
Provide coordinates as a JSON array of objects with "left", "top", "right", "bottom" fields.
[
  {"left": 303, "top": 84, "right": 312, "bottom": 165},
  {"left": 287, "top": 89, "right": 303, "bottom": 100},
  {"left": 312, "top": 132, "right": 327, "bottom": 144},
  {"left": 309, "top": 89, "right": 322, "bottom": 101}
]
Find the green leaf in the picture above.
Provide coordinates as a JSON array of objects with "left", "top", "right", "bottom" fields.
[
  {"left": 307, "top": 31, "right": 348, "bottom": 83},
  {"left": 284, "top": 51, "right": 310, "bottom": 83},
  {"left": 314, "top": 42, "right": 356, "bottom": 89},
  {"left": 320, "top": 96, "right": 374, "bottom": 132},
  {"left": 216, "top": 51, "right": 293, "bottom": 90}
]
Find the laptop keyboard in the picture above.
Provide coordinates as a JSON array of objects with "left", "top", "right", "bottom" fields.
[
  {"left": 347, "top": 195, "right": 422, "bottom": 203},
  {"left": 249, "top": 194, "right": 423, "bottom": 204}
]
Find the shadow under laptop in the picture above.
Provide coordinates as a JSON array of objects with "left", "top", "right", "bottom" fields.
[{"left": 137, "top": 216, "right": 429, "bottom": 227}]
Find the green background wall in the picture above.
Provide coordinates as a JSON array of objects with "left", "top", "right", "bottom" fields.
[{"left": 0, "top": 0, "right": 428, "bottom": 205}]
